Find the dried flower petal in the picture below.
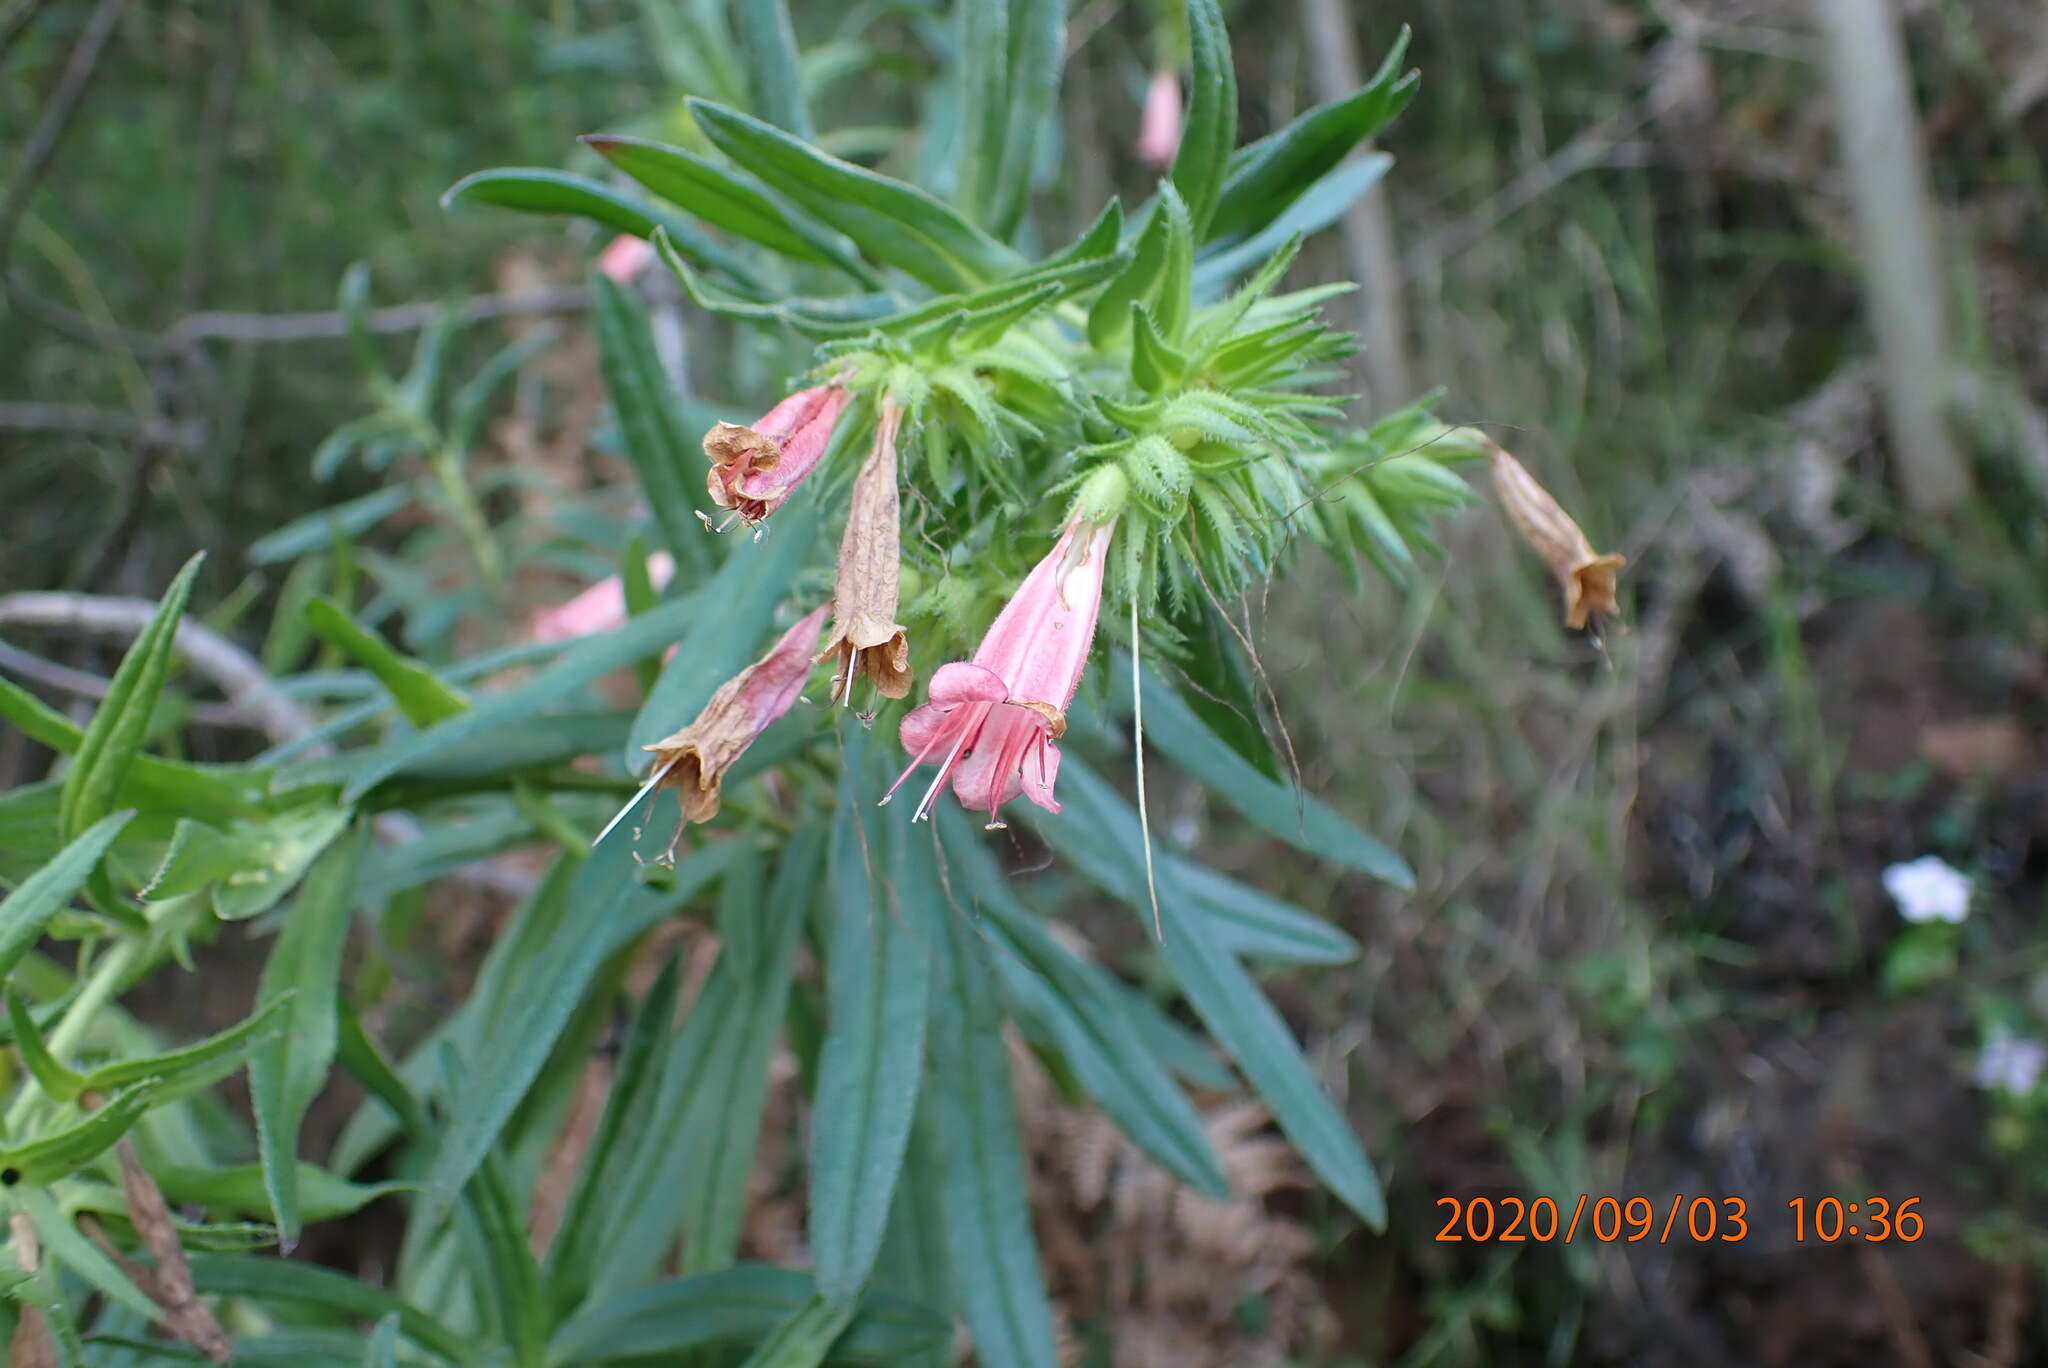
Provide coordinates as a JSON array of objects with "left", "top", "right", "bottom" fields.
[
  {"left": 817, "top": 401, "right": 912, "bottom": 702},
  {"left": 637, "top": 602, "right": 830, "bottom": 832},
  {"left": 705, "top": 385, "right": 851, "bottom": 527},
  {"left": 1487, "top": 440, "right": 1626, "bottom": 629}
]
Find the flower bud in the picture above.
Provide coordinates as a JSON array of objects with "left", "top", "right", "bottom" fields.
[
  {"left": 1122, "top": 435, "right": 1193, "bottom": 521},
  {"left": 1070, "top": 461, "right": 1132, "bottom": 527}
]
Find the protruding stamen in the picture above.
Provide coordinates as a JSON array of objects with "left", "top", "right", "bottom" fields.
[{"left": 594, "top": 755, "right": 680, "bottom": 848}]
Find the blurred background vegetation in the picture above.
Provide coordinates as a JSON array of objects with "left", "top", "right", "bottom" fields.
[{"left": 4, "top": 0, "right": 2046, "bottom": 1363}]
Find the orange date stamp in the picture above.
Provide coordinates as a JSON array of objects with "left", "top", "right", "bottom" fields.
[{"left": 1434, "top": 1196, "right": 1926, "bottom": 1244}]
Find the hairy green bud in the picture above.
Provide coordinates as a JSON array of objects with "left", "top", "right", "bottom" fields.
[
  {"left": 1122, "top": 434, "right": 1193, "bottom": 521},
  {"left": 1070, "top": 460, "right": 1132, "bottom": 526}
]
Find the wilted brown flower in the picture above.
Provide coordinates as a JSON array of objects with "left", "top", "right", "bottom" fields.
[
  {"left": 817, "top": 401, "right": 912, "bottom": 704},
  {"left": 601, "top": 603, "right": 830, "bottom": 854},
  {"left": 1487, "top": 440, "right": 1626, "bottom": 630},
  {"left": 704, "top": 385, "right": 851, "bottom": 527}
]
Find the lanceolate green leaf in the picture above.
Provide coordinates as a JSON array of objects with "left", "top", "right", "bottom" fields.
[
  {"left": 1027, "top": 760, "right": 1387, "bottom": 1229},
  {"left": 185, "top": 1256, "right": 468, "bottom": 1365},
  {"left": 58, "top": 552, "right": 204, "bottom": 845},
  {"left": 679, "top": 834, "right": 818, "bottom": 1274},
  {"left": 924, "top": 847, "right": 1059, "bottom": 1368},
  {"left": 1194, "top": 154, "right": 1391, "bottom": 291},
  {"left": 249, "top": 822, "right": 365, "bottom": 1250},
  {"left": 328, "top": 584, "right": 710, "bottom": 801},
  {"left": 152, "top": 1162, "right": 409, "bottom": 1224},
  {"left": 441, "top": 168, "right": 765, "bottom": 290},
  {"left": 591, "top": 271, "right": 713, "bottom": 568},
  {"left": 585, "top": 136, "right": 870, "bottom": 279},
  {"left": 303, "top": 597, "right": 468, "bottom": 727},
  {"left": 1170, "top": 0, "right": 1238, "bottom": 238},
  {"left": 690, "top": 100, "right": 1023, "bottom": 291},
  {"left": 733, "top": 0, "right": 812, "bottom": 139},
  {"left": 543, "top": 953, "right": 682, "bottom": 1313},
  {"left": 1112, "top": 662, "right": 1412, "bottom": 886},
  {"left": 0, "top": 1082, "right": 153, "bottom": 1185},
  {"left": 1087, "top": 203, "right": 1170, "bottom": 348},
  {"left": 956, "top": 0, "right": 1011, "bottom": 228},
  {"left": 548, "top": 1267, "right": 951, "bottom": 1367},
  {"left": 810, "top": 731, "right": 933, "bottom": 1305},
  {"left": 81, "top": 991, "right": 291, "bottom": 1093},
  {"left": 0, "top": 679, "right": 268, "bottom": 825},
  {"left": 1208, "top": 29, "right": 1417, "bottom": 243},
  {"left": 418, "top": 834, "right": 672, "bottom": 1225},
  {"left": 990, "top": 0, "right": 1065, "bottom": 238},
  {"left": 735, "top": 1295, "right": 860, "bottom": 1368},
  {"left": 0, "top": 812, "right": 132, "bottom": 985},
  {"left": 939, "top": 810, "right": 1226, "bottom": 1196}
]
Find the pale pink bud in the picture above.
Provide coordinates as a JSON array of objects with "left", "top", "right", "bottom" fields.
[
  {"left": 530, "top": 552, "right": 676, "bottom": 642},
  {"left": 598, "top": 234, "right": 655, "bottom": 283},
  {"left": 1137, "top": 69, "right": 1184, "bottom": 168}
]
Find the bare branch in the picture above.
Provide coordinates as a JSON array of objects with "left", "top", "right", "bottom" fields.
[
  {"left": 0, "top": 403, "right": 203, "bottom": 447},
  {"left": 164, "top": 285, "right": 591, "bottom": 348},
  {"left": 0, "top": 590, "right": 318, "bottom": 745}
]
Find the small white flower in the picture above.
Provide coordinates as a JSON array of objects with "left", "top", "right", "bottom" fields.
[
  {"left": 1882, "top": 856, "right": 1971, "bottom": 924},
  {"left": 1975, "top": 1029, "right": 2047, "bottom": 1096}
]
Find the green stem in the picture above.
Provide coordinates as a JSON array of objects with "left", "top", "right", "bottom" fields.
[
  {"left": 5, "top": 935, "right": 144, "bottom": 1132},
  {"left": 430, "top": 445, "right": 504, "bottom": 598}
]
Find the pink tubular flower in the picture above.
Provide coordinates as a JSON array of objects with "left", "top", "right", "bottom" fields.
[
  {"left": 531, "top": 552, "right": 676, "bottom": 642},
  {"left": 703, "top": 385, "right": 851, "bottom": 528},
  {"left": 884, "top": 517, "right": 1115, "bottom": 827},
  {"left": 1136, "top": 69, "right": 1183, "bottom": 168}
]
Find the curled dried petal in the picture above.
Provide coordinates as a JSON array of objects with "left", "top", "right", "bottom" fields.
[
  {"left": 817, "top": 400, "right": 913, "bottom": 702},
  {"left": 640, "top": 602, "right": 830, "bottom": 827},
  {"left": 704, "top": 386, "right": 851, "bottom": 526},
  {"left": 1487, "top": 440, "right": 1626, "bottom": 630}
]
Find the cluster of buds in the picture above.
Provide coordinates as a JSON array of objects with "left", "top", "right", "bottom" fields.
[{"left": 591, "top": 385, "right": 1117, "bottom": 856}]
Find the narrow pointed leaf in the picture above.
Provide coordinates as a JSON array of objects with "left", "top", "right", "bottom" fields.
[
  {"left": 304, "top": 597, "right": 468, "bottom": 727},
  {"left": 1027, "top": 760, "right": 1386, "bottom": 1228},
  {"left": 1170, "top": 0, "right": 1238, "bottom": 238},
  {"left": 548, "top": 1267, "right": 950, "bottom": 1366},
  {"left": 591, "top": 271, "right": 712, "bottom": 566},
  {"left": 938, "top": 809, "right": 1225, "bottom": 1195},
  {"left": 249, "top": 822, "right": 365, "bottom": 1249},
  {"left": 810, "top": 731, "right": 932, "bottom": 1305},
  {"left": 690, "top": 99, "right": 1022, "bottom": 290},
  {"left": 1112, "top": 662, "right": 1410, "bottom": 886},
  {"left": 58, "top": 552, "right": 204, "bottom": 844},
  {"left": 734, "top": 0, "right": 812, "bottom": 138},
  {"left": 736, "top": 1295, "right": 860, "bottom": 1368},
  {"left": 185, "top": 1257, "right": 468, "bottom": 1364},
  {"left": 442, "top": 168, "right": 765, "bottom": 289},
  {"left": 1209, "top": 29, "right": 1416, "bottom": 242},
  {"left": 0, "top": 812, "right": 132, "bottom": 984},
  {"left": 925, "top": 859, "right": 1059, "bottom": 1368}
]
